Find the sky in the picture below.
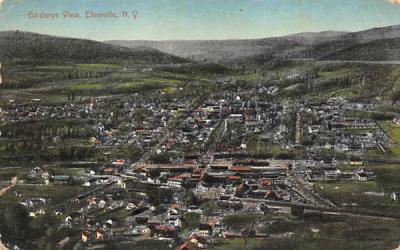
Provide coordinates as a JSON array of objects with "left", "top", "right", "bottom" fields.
[{"left": 1, "top": 0, "right": 400, "bottom": 41}]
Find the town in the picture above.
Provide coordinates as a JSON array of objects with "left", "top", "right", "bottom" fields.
[{"left": 1, "top": 62, "right": 400, "bottom": 249}]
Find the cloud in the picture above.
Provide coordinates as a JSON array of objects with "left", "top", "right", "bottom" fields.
[{"left": 387, "top": 0, "right": 400, "bottom": 5}]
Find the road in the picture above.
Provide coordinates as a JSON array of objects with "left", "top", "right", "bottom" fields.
[
  {"left": 288, "top": 173, "right": 338, "bottom": 208},
  {"left": 0, "top": 177, "right": 17, "bottom": 197},
  {"left": 0, "top": 240, "right": 9, "bottom": 250}
]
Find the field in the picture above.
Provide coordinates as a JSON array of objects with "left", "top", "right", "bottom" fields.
[
  {"left": 314, "top": 180, "right": 400, "bottom": 217},
  {"left": 0, "top": 168, "right": 28, "bottom": 181},
  {"left": 339, "top": 164, "right": 400, "bottom": 192},
  {"left": 1, "top": 184, "right": 92, "bottom": 207},
  {"left": 312, "top": 163, "right": 400, "bottom": 217},
  {"left": 214, "top": 215, "right": 400, "bottom": 250},
  {"left": 0, "top": 63, "right": 216, "bottom": 107},
  {"left": 380, "top": 121, "right": 400, "bottom": 144}
]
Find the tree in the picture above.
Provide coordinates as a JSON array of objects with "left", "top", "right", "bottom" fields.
[
  {"left": 201, "top": 201, "right": 218, "bottom": 217},
  {"left": 0, "top": 203, "right": 31, "bottom": 243},
  {"left": 127, "top": 144, "right": 142, "bottom": 162},
  {"left": 291, "top": 205, "right": 304, "bottom": 217},
  {"left": 146, "top": 187, "right": 174, "bottom": 206},
  {"left": 182, "top": 212, "right": 201, "bottom": 230},
  {"left": 390, "top": 88, "right": 400, "bottom": 104},
  {"left": 150, "top": 152, "right": 172, "bottom": 164}
]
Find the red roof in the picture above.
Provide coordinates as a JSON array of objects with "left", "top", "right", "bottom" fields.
[
  {"left": 154, "top": 225, "right": 176, "bottom": 231},
  {"left": 113, "top": 159, "right": 125, "bottom": 165},
  {"left": 260, "top": 179, "right": 273, "bottom": 186},
  {"left": 265, "top": 190, "right": 283, "bottom": 200},
  {"left": 179, "top": 241, "right": 199, "bottom": 250},
  {"left": 168, "top": 177, "right": 183, "bottom": 182},
  {"left": 189, "top": 234, "right": 208, "bottom": 244},
  {"left": 236, "top": 182, "right": 249, "bottom": 191},
  {"left": 171, "top": 203, "right": 182, "bottom": 209},
  {"left": 228, "top": 175, "right": 241, "bottom": 180},
  {"left": 104, "top": 168, "right": 114, "bottom": 173},
  {"left": 229, "top": 166, "right": 252, "bottom": 172},
  {"left": 94, "top": 140, "right": 102, "bottom": 145}
]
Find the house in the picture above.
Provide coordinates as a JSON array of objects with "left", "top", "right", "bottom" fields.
[
  {"left": 81, "top": 231, "right": 89, "bottom": 243},
  {"left": 179, "top": 241, "right": 200, "bottom": 250},
  {"left": 260, "top": 178, "right": 273, "bottom": 187},
  {"left": 31, "top": 167, "right": 43, "bottom": 177},
  {"left": 180, "top": 234, "right": 208, "bottom": 249},
  {"left": 198, "top": 224, "right": 212, "bottom": 237},
  {"left": 153, "top": 225, "right": 177, "bottom": 238},
  {"left": 227, "top": 175, "right": 241, "bottom": 182},
  {"left": 66, "top": 211, "right": 84, "bottom": 225},
  {"left": 96, "top": 228, "right": 105, "bottom": 240},
  {"left": 117, "top": 179, "right": 126, "bottom": 188},
  {"left": 126, "top": 200, "right": 139, "bottom": 210},
  {"left": 391, "top": 192, "right": 400, "bottom": 201},
  {"left": 229, "top": 166, "right": 252, "bottom": 172},
  {"left": 65, "top": 216, "right": 73, "bottom": 225},
  {"left": 98, "top": 200, "right": 107, "bottom": 209},
  {"left": 172, "top": 218, "right": 182, "bottom": 228},
  {"left": 355, "top": 169, "right": 368, "bottom": 181},
  {"left": 167, "top": 208, "right": 179, "bottom": 218},
  {"left": 171, "top": 203, "right": 182, "bottom": 210},
  {"left": 264, "top": 190, "right": 283, "bottom": 200},
  {"left": 55, "top": 207, "right": 66, "bottom": 216},
  {"left": 51, "top": 175, "right": 73, "bottom": 185},
  {"left": 350, "top": 159, "right": 363, "bottom": 166},
  {"left": 188, "top": 205, "right": 203, "bottom": 214},
  {"left": 103, "top": 168, "right": 115, "bottom": 175}
]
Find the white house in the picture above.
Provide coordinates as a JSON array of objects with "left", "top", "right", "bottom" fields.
[
  {"left": 173, "top": 218, "right": 182, "bottom": 228},
  {"left": 391, "top": 192, "right": 400, "bottom": 201}
]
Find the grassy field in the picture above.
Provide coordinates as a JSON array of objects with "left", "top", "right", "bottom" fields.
[
  {"left": 235, "top": 72, "right": 264, "bottom": 81},
  {"left": 380, "top": 121, "right": 400, "bottom": 144},
  {"left": 317, "top": 67, "right": 361, "bottom": 79},
  {"left": 314, "top": 180, "right": 400, "bottom": 217},
  {"left": 1, "top": 64, "right": 213, "bottom": 105},
  {"left": 36, "top": 64, "right": 121, "bottom": 71},
  {"left": 0, "top": 168, "right": 28, "bottom": 181},
  {"left": 214, "top": 216, "right": 400, "bottom": 250},
  {"left": 339, "top": 163, "right": 400, "bottom": 192},
  {"left": 2, "top": 184, "right": 91, "bottom": 207}
]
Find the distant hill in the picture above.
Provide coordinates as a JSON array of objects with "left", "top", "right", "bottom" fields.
[
  {"left": 106, "top": 31, "right": 348, "bottom": 62},
  {"left": 4, "top": 25, "right": 400, "bottom": 66},
  {"left": 341, "top": 25, "right": 400, "bottom": 43},
  {"left": 0, "top": 31, "right": 187, "bottom": 65},
  {"left": 291, "top": 25, "right": 400, "bottom": 61},
  {"left": 321, "top": 38, "right": 400, "bottom": 61},
  {"left": 283, "top": 31, "right": 349, "bottom": 44},
  {"left": 107, "top": 25, "right": 400, "bottom": 63}
]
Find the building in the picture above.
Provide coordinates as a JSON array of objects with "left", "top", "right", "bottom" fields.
[{"left": 391, "top": 192, "right": 400, "bottom": 201}]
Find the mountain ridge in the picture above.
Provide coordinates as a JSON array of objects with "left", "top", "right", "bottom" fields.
[
  {"left": 105, "top": 25, "right": 400, "bottom": 63},
  {"left": 0, "top": 30, "right": 187, "bottom": 65}
]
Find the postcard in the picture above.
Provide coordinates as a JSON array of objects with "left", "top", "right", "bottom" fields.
[{"left": 0, "top": 1, "right": 400, "bottom": 250}]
